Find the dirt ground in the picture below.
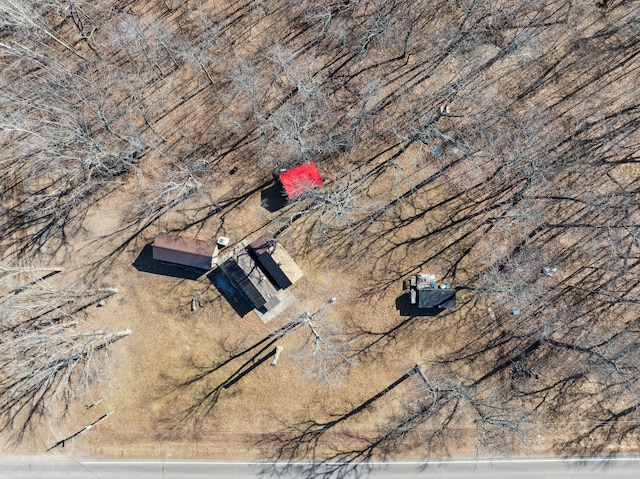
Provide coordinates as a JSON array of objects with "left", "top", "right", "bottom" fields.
[
  {"left": 6, "top": 129, "right": 638, "bottom": 462},
  {"left": 1, "top": 0, "right": 638, "bottom": 465},
  {"left": 25, "top": 165, "right": 475, "bottom": 459},
  {"left": 1, "top": 142, "right": 561, "bottom": 461}
]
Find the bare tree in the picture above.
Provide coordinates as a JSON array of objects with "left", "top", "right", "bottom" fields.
[
  {"left": 281, "top": 166, "right": 385, "bottom": 244},
  {"left": 290, "top": 309, "right": 354, "bottom": 386},
  {"left": 0, "top": 262, "right": 130, "bottom": 433},
  {"left": 132, "top": 154, "right": 215, "bottom": 224},
  {"left": 0, "top": 6, "right": 145, "bottom": 253}
]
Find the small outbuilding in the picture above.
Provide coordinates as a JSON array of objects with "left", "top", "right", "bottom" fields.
[
  {"left": 221, "top": 257, "right": 271, "bottom": 310},
  {"left": 221, "top": 250, "right": 281, "bottom": 312},
  {"left": 152, "top": 234, "right": 217, "bottom": 270},
  {"left": 406, "top": 273, "right": 457, "bottom": 310},
  {"left": 249, "top": 232, "right": 304, "bottom": 290},
  {"left": 278, "top": 162, "right": 324, "bottom": 200},
  {"left": 415, "top": 289, "right": 457, "bottom": 309}
]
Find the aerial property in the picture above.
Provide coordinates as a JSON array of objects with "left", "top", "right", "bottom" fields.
[{"left": 2, "top": 0, "right": 637, "bottom": 465}]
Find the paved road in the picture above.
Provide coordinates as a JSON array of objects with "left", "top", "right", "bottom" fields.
[{"left": 2, "top": 456, "right": 640, "bottom": 478}]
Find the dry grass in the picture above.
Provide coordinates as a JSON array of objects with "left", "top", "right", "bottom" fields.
[
  {"left": 20, "top": 162, "right": 479, "bottom": 459},
  {"left": 1, "top": 0, "right": 639, "bottom": 464}
]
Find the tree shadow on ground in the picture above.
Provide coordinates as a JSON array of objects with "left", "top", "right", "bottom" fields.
[
  {"left": 132, "top": 244, "right": 205, "bottom": 280},
  {"left": 258, "top": 368, "right": 422, "bottom": 478},
  {"left": 175, "top": 347, "right": 278, "bottom": 424},
  {"left": 160, "top": 321, "right": 303, "bottom": 428},
  {"left": 347, "top": 315, "right": 419, "bottom": 359},
  {"left": 345, "top": 293, "right": 470, "bottom": 359}
]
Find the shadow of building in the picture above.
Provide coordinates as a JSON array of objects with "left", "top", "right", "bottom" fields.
[
  {"left": 260, "top": 182, "right": 289, "bottom": 213},
  {"left": 207, "top": 268, "right": 253, "bottom": 318}
]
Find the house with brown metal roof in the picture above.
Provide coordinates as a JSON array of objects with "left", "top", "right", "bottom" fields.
[{"left": 152, "top": 233, "right": 217, "bottom": 270}]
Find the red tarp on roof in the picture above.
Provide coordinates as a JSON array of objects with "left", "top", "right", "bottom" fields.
[{"left": 278, "top": 162, "right": 324, "bottom": 199}]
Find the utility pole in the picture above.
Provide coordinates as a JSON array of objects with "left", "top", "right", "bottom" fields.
[{"left": 47, "top": 411, "right": 114, "bottom": 451}]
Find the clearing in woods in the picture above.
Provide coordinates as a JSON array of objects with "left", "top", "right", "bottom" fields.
[{"left": 0, "top": 0, "right": 639, "bottom": 469}]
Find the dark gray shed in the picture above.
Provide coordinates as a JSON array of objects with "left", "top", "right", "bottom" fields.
[
  {"left": 221, "top": 258, "right": 268, "bottom": 309},
  {"left": 152, "top": 234, "right": 216, "bottom": 270},
  {"left": 249, "top": 233, "right": 292, "bottom": 290},
  {"left": 416, "top": 288, "right": 457, "bottom": 309}
]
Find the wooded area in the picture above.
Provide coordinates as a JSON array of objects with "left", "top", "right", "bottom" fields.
[{"left": 1, "top": 0, "right": 639, "bottom": 469}]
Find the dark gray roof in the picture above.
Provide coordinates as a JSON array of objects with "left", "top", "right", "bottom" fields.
[
  {"left": 249, "top": 232, "right": 293, "bottom": 290},
  {"left": 254, "top": 252, "right": 292, "bottom": 290},
  {"left": 416, "top": 289, "right": 456, "bottom": 309},
  {"left": 221, "top": 258, "right": 267, "bottom": 309}
]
